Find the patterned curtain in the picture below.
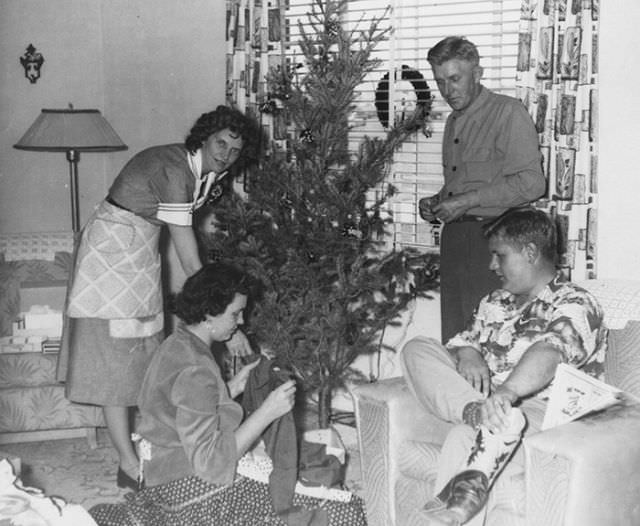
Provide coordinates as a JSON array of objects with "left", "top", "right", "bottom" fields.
[
  {"left": 225, "top": 0, "right": 288, "bottom": 149},
  {"left": 516, "top": 0, "right": 599, "bottom": 280}
]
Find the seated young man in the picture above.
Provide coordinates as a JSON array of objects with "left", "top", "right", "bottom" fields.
[{"left": 401, "top": 207, "right": 607, "bottom": 526}]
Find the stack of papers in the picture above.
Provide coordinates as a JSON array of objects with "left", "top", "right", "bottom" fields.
[{"left": 542, "top": 364, "right": 625, "bottom": 430}]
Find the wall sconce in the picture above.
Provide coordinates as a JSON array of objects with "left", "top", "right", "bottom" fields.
[
  {"left": 20, "top": 44, "right": 45, "bottom": 84},
  {"left": 14, "top": 108, "right": 128, "bottom": 232}
]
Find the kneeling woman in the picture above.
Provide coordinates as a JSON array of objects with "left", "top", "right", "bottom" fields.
[{"left": 90, "top": 262, "right": 295, "bottom": 524}]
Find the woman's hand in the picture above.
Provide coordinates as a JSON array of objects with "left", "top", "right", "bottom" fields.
[
  {"left": 260, "top": 380, "right": 296, "bottom": 422},
  {"left": 227, "top": 359, "right": 260, "bottom": 398},
  {"left": 234, "top": 379, "right": 297, "bottom": 456},
  {"left": 226, "top": 330, "right": 253, "bottom": 357},
  {"left": 455, "top": 347, "right": 491, "bottom": 396}
]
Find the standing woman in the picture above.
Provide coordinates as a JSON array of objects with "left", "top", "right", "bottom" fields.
[{"left": 61, "top": 105, "right": 260, "bottom": 490}]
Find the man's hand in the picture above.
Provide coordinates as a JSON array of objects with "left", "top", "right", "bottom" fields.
[
  {"left": 432, "top": 190, "right": 479, "bottom": 223},
  {"left": 479, "top": 385, "right": 519, "bottom": 433},
  {"left": 226, "top": 330, "right": 253, "bottom": 357},
  {"left": 455, "top": 347, "right": 491, "bottom": 396},
  {"left": 419, "top": 194, "right": 441, "bottom": 222}
]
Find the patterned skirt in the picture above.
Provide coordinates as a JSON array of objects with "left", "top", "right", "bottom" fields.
[{"left": 89, "top": 475, "right": 367, "bottom": 526}]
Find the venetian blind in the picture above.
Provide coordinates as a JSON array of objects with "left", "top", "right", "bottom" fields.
[{"left": 284, "top": 0, "right": 521, "bottom": 250}]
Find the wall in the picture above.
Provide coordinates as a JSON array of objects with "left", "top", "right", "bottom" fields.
[
  {"left": 598, "top": 3, "right": 640, "bottom": 280},
  {"left": 2, "top": 2, "right": 638, "bottom": 272},
  {"left": 0, "top": 0, "right": 226, "bottom": 233}
]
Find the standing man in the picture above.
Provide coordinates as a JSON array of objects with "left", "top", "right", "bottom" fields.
[{"left": 420, "top": 36, "right": 545, "bottom": 343}]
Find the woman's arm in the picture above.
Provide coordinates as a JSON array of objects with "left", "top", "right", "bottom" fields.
[
  {"left": 234, "top": 380, "right": 296, "bottom": 456},
  {"left": 167, "top": 223, "right": 202, "bottom": 277}
]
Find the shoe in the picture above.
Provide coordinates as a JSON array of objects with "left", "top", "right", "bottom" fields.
[
  {"left": 422, "top": 469, "right": 488, "bottom": 525},
  {"left": 116, "top": 467, "right": 144, "bottom": 492}
]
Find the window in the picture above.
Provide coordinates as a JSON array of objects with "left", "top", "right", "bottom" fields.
[{"left": 284, "top": 0, "right": 521, "bottom": 250}]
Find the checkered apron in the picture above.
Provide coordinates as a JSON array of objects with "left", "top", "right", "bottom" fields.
[{"left": 67, "top": 200, "right": 162, "bottom": 320}]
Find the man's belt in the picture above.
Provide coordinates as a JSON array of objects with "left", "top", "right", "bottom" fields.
[{"left": 451, "top": 214, "right": 494, "bottom": 223}]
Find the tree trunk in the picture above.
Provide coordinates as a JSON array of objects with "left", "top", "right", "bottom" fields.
[{"left": 317, "top": 383, "right": 332, "bottom": 428}]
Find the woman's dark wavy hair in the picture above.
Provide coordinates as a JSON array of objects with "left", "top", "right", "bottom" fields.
[
  {"left": 184, "top": 105, "right": 261, "bottom": 170},
  {"left": 483, "top": 207, "right": 559, "bottom": 266},
  {"left": 172, "top": 262, "right": 254, "bottom": 325}
]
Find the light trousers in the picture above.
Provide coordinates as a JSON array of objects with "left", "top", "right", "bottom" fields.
[{"left": 401, "top": 337, "right": 546, "bottom": 526}]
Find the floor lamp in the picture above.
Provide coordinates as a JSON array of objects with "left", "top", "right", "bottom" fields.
[{"left": 14, "top": 108, "right": 128, "bottom": 233}]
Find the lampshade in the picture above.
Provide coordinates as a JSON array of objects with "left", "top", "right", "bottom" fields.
[
  {"left": 14, "top": 109, "right": 127, "bottom": 152},
  {"left": 14, "top": 108, "right": 127, "bottom": 233}
]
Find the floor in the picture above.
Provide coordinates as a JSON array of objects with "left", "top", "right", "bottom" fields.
[{"left": 0, "top": 423, "right": 364, "bottom": 513}]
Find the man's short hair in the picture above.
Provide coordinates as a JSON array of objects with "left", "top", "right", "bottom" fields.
[
  {"left": 427, "top": 36, "right": 480, "bottom": 67},
  {"left": 484, "top": 207, "right": 559, "bottom": 265}
]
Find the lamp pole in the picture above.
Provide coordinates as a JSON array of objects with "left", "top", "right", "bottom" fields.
[{"left": 66, "top": 149, "right": 81, "bottom": 233}]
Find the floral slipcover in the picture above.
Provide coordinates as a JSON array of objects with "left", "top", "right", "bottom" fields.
[{"left": 0, "top": 232, "right": 103, "bottom": 434}]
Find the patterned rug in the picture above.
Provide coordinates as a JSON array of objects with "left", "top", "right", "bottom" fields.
[{"left": 0, "top": 425, "right": 364, "bottom": 513}]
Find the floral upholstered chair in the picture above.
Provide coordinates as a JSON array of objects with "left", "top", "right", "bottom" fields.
[
  {"left": 351, "top": 279, "right": 640, "bottom": 526},
  {"left": 0, "top": 232, "right": 103, "bottom": 446}
]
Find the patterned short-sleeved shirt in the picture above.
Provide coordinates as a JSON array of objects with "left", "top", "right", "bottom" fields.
[{"left": 446, "top": 274, "right": 607, "bottom": 398}]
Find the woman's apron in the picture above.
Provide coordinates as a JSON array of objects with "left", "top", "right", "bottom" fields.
[{"left": 67, "top": 200, "right": 163, "bottom": 320}]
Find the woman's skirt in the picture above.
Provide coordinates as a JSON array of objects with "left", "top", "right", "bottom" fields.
[
  {"left": 65, "top": 317, "right": 163, "bottom": 406},
  {"left": 62, "top": 200, "right": 165, "bottom": 406},
  {"left": 89, "top": 475, "right": 367, "bottom": 526}
]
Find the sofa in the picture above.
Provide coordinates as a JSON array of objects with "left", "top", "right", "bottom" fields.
[
  {"left": 351, "top": 279, "right": 640, "bottom": 526},
  {"left": 0, "top": 232, "right": 103, "bottom": 447}
]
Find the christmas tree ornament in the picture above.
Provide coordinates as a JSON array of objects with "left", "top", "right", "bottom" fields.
[
  {"left": 204, "top": 183, "right": 224, "bottom": 206},
  {"left": 341, "top": 222, "right": 363, "bottom": 239},
  {"left": 422, "top": 121, "right": 434, "bottom": 139},
  {"left": 325, "top": 16, "right": 341, "bottom": 37},
  {"left": 300, "top": 129, "right": 314, "bottom": 144},
  {"left": 259, "top": 99, "right": 277, "bottom": 114}
]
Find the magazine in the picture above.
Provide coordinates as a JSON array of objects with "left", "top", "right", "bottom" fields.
[{"left": 542, "top": 363, "right": 625, "bottom": 430}]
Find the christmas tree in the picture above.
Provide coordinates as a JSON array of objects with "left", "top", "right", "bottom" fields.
[{"left": 206, "top": 0, "right": 438, "bottom": 427}]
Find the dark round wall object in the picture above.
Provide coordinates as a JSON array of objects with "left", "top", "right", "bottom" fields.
[{"left": 375, "top": 65, "right": 431, "bottom": 128}]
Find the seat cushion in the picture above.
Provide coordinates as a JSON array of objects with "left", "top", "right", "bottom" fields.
[
  {"left": 0, "top": 385, "right": 103, "bottom": 432},
  {"left": 0, "top": 353, "right": 58, "bottom": 387},
  {"left": 396, "top": 440, "right": 440, "bottom": 524},
  {"left": 606, "top": 321, "right": 640, "bottom": 397},
  {"left": 398, "top": 439, "right": 440, "bottom": 481}
]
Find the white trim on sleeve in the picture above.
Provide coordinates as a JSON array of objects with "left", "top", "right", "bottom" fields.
[{"left": 156, "top": 202, "right": 193, "bottom": 226}]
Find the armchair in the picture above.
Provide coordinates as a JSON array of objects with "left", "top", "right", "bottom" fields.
[
  {"left": 0, "top": 232, "right": 104, "bottom": 447},
  {"left": 352, "top": 279, "right": 640, "bottom": 526}
]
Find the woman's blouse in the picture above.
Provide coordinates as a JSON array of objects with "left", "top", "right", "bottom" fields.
[
  {"left": 137, "top": 324, "right": 243, "bottom": 486},
  {"left": 108, "top": 144, "right": 209, "bottom": 227}
]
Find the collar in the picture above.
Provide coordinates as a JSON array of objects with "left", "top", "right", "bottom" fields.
[
  {"left": 189, "top": 149, "right": 228, "bottom": 208},
  {"left": 176, "top": 322, "right": 212, "bottom": 353},
  {"left": 188, "top": 149, "right": 207, "bottom": 181},
  {"left": 502, "top": 271, "right": 567, "bottom": 307},
  {"left": 450, "top": 85, "right": 489, "bottom": 120}
]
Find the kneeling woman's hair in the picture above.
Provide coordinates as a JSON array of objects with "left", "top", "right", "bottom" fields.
[{"left": 172, "top": 262, "right": 253, "bottom": 325}]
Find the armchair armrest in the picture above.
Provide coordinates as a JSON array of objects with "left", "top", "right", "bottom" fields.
[
  {"left": 524, "top": 403, "right": 640, "bottom": 526},
  {"left": 350, "top": 377, "right": 452, "bottom": 526}
]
